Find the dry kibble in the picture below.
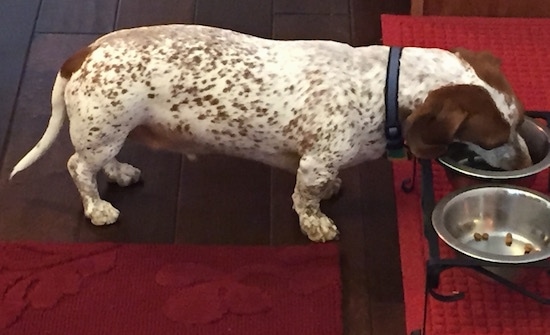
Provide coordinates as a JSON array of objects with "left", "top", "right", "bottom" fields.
[
  {"left": 524, "top": 243, "right": 534, "bottom": 254},
  {"left": 473, "top": 232, "right": 482, "bottom": 241},
  {"left": 482, "top": 233, "right": 489, "bottom": 240},
  {"left": 505, "top": 233, "right": 513, "bottom": 246}
]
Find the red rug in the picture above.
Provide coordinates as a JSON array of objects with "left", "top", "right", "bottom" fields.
[
  {"left": 392, "top": 161, "right": 550, "bottom": 334},
  {"left": 382, "top": 14, "right": 550, "bottom": 334},
  {"left": 0, "top": 242, "right": 342, "bottom": 334},
  {"left": 381, "top": 14, "right": 550, "bottom": 111}
]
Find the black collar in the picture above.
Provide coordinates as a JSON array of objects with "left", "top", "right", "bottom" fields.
[{"left": 384, "top": 46, "right": 406, "bottom": 159}]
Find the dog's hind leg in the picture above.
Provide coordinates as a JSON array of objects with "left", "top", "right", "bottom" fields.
[{"left": 67, "top": 134, "right": 127, "bottom": 226}]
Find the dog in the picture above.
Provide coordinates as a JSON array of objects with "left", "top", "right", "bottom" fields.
[{"left": 10, "top": 25, "right": 531, "bottom": 242}]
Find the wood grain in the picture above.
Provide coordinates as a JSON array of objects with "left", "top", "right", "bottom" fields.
[
  {"left": 195, "top": 0, "right": 272, "bottom": 38},
  {"left": 175, "top": 156, "right": 271, "bottom": 245},
  {"left": 274, "top": 0, "right": 349, "bottom": 14},
  {"left": 273, "top": 14, "right": 351, "bottom": 42},
  {"left": 416, "top": 0, "right": 550, "bottom": 17},
  {"left": 1, "top": 34, "right": 99, "bottom": 241},
  {"left": 0, "top": 0, "right": 41, "bottom": 162},
  {"left": 116, "top": 0, "right": 196, "bottom": 29},
  {"left": 36, "top": 0, "right": 118, "bottom": 33}
]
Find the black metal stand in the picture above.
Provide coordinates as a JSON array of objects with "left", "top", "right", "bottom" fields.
[{"left": 406, "top": 132, "right": 550, "bottom": 335}]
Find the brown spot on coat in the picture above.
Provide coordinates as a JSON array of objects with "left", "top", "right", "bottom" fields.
[{"left": 60, "top": 46, "right": 95, "bottom": 79}]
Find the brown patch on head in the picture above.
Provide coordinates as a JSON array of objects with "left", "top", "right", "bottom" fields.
[
  {"left": 60, "top": 46, "right": 95, "bottom": 79},
  {"left": 404, "top": 84, "right": 511, "bottom": 159},
  {"left": 452, "top": 47, "right": 524, "bottom": 120},
  {"left": 453, "top": 47, "right": 506, "bottom": 90}
]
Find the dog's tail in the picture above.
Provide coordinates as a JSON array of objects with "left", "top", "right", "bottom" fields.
[{"left": 10, "top": 73, "right": 68, "bottom": 179}]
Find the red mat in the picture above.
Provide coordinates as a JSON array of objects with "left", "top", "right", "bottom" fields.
[
  {"left": 392, "top": 161, "right": 550, "bottom": 334},
  {"left": 0, "top": 242, "right": 342, "bottom": 334},
  {"left": 382, "top": 15, "right": 550, "bottom": 334},
  {"left": 381, "top": 15, "right": 550, "bottom": 111}
]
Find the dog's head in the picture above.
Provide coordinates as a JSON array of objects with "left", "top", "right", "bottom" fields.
[{"left": 404, "top": 48, "right": 531, "bottom": 170}]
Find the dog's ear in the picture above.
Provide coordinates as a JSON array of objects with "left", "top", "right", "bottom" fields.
[
  {"left": 404, "top": 93, "right": 468, "bottom": 159},
  {"left": 404, "top": 84, "right": 511, "bottom": 159}
]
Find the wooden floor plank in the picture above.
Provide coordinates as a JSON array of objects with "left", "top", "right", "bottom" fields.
[
  {"left": 371, "top": 302, "right": 407, "bottom": 335},
  {"left": 272, "top": 14, "right": 351, "bottom": 42},
  {"left": 349, "top": 0, "right": 382, "bottom": 46},
  {"left": 0, "top": 34, "right": 99, "bottom": 242},
  {"left": 194, "top": 0, "right": 272, "bottom": 38},
  {"left": 174, "top": 0, "right": 275, "bottom": 245},
  {"left": 325, "top": 166, "right": 373, "bottom": 335},
  {"left": 381, "top": 0, "right": 411, "bottom": 16},
  {"left": 361, "top": 159, "right": 407, "bottom": 334},
  {"left": 116, "top": 0, "right": 196, "bottom": 29},
  {"left": 175, "top": 156, "right": 272, "bottom": 245},
  {"left": 350, "top": 0, "right": 409, "bottom": 46},
  {"left": 273, "top": 0, "right": 349, "bottom": 14},
  {"left": 77, "top": 142, "right": 182, "bottom": 243},
  {"left": 0, "top": 0, "right": 41, "bottom": 163},
  {"left": 36, "top": 0, "right": 119, "bottom": 33}
]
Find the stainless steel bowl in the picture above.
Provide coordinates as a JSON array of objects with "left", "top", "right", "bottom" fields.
[
  {"left": 432, "top": 184, "right": 550, "bottom": 264},
  {"left": 438, "top": 117, "right": 550, "bottom": 189}
]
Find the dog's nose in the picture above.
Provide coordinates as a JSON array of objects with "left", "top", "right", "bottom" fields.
[
  {"left": 514, "top": 152, "right": 533, "bottom": 170},
  {"left": 504, "top": 146, "right": 532, "bottom": 170}
]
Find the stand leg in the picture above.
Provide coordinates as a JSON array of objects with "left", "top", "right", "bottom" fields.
[{"left": 402, "top": 159, "right": 417, "bottom": 193}]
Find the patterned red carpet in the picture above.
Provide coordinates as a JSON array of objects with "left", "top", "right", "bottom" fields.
[
  {"left": 0, "top": 242, "right": 341, "bottom": 334},
  {"left": 392, "top": 161, "right": 550, "bottom": 334},
  {"left": 382, "top": 15, "right": 550, "bottom": 334},
  {"left": 381, "top": 14, "right": 550, "bottom": 111}
]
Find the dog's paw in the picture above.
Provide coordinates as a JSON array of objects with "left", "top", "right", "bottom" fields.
[
  {"left": 85, "top": 199, "right": 120, "bottom": 226},
  {"left": 299, "top": 213, "right": 339, "bottom": 242},
  {"left": 104, "top": 162, "right": 141, "bottom": 187},
  {"left": 321, "top": 177, "right": 342, "bottom": 200}
]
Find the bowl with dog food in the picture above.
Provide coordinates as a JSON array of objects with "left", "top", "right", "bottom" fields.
[
  {"left": 432, "top": 184, "right": 550, "bottom": 281},
  {"left": 438, "top": 117, "right": 550, "bottom": 189}
]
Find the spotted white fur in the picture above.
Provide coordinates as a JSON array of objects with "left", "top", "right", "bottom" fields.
[{"left": 10, "top": 25, "right": 527, "bottom": 242}]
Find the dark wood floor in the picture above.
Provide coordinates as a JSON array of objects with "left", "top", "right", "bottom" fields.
[{"left": 0, "top": 0, "right": 410, "bottom": 334}]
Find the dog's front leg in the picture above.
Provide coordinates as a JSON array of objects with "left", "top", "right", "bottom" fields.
[
  {"left": 102, "top": 158, "right": 142, "bottom": 186},
  {"left": 292, "top": 155, "right": 340, "bottom": 242},
  {"left": 320, "top": 177, "right": 342, "bottom": 200}
]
